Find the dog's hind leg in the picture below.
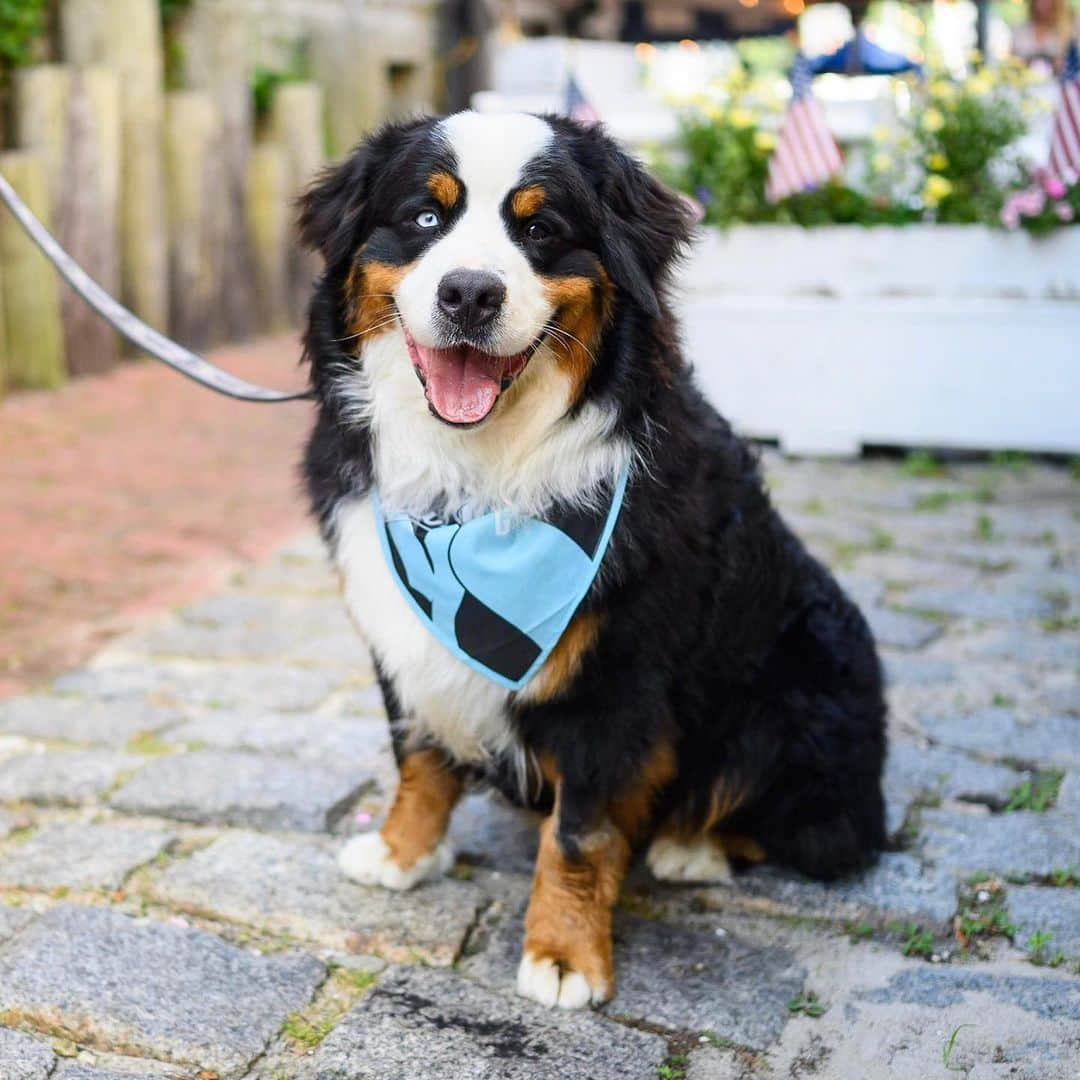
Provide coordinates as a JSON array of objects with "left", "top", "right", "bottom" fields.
[
  {"left": 338, "top": 747, "right": 465, "bottom": 891},
  {"left": 646, "top": 831, "right": 734, "bottom": 884}
]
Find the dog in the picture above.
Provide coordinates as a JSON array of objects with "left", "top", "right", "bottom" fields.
[{"left": 298, "top": 111, "right": 887, "bottom": 1010}]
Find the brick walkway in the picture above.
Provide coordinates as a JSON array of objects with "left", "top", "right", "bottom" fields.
[
  {"left": 0, "top": 335, "right": 312, "bottom": 700},
  {"left": 0, "top": 453, "right": 1077, "bottom": 1078}
]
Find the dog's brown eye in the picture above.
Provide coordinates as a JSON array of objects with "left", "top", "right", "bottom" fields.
[{"left": 525, "top": 221, "right": 551, "bottom": 242}]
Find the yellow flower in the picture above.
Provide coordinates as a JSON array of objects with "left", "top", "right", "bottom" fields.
[
  {"left": 728, "top": 107, "right": 754, "bottom": 130},
  {"left": 754, "top": 130, "right": 776, "bottom": 151},
  {"left": 930, "top": 79, "right": 956, "bottom": 101},
  {"left": 872, "top": 151, "right": 893, "bottom": 172},
  {"left": 922, "top": 174, "right": 953, "bottom": 207},
  {"left": 921, "top": 107, "right": 945, "bottom": 134},
  {"left": 927, "top": 152, "right": 948, "bottom": 171},
  {"left": 703, "top": 103, "right": 724, "bottom": 121},
  {"left": 871, "top": 125, "right": 891, "bottom": 143},
  {"left": 966, "top": 72, "right": 992, "bottom": 96}
]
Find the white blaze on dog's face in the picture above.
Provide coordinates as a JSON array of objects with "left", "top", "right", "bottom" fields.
[{"left": 394, "top": 112, "right": 555, "bottom": 423}]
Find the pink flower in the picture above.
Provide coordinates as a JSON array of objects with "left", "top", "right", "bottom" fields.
[
  {"left": 1054, "top": 202, "right": 1075, "bottom": 222},
  {"left": 1045, "top": 177, "right": 1066, "bottom": 199},
  {"left": 1016, "top": 188, "right": 1045, "bottom": 216},
  {"left": 1001, "top": 205, "right": 1021, "bottom": 229}
]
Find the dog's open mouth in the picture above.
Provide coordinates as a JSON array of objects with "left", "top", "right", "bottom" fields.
[{"left": 403, "top": 326, "right": 536, "bottom": 426}]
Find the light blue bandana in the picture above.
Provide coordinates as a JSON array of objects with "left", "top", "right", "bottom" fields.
[{"left": 372, "top": 465, "right": 629, "bottom": 690}]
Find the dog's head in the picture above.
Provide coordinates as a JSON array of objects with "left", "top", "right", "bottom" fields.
[{"left": 300, "top": 111, "right": 692, "bottom": 430}]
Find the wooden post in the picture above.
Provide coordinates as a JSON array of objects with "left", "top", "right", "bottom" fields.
[
  {"left": 179, "top": 1, "right": 256, "bottom": 340},
  {"left": 14, "top": 64, "right": 121, "bottom": 376},
  {"left": 165, "top": 91, "right": 224, "bottom": 348},
  {"left": 60, "top": 0, "right": 169, "bottom": 334},
  {"left": 310, "top": 25, "right": 376, "bottom": 158},
  {"left": 246, "top": 144, "right": 290, "bottom": 334},
  {"left": 269, "top": 81, "right": 324, "bottom": 323},
  {"left": 0, "top": 153, "right": 66, "bottom": 390}
]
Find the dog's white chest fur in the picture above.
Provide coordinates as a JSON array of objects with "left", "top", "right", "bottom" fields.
[{"left": 334, "top": 497, "right": 515, "bottom": 764}]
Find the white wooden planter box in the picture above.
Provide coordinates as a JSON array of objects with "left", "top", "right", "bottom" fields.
[{"left": 676, "top": 225, "right": 1080, "bottom": 457}]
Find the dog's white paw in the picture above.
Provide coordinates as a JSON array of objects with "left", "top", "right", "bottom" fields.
[
  {"left": 646, "top": 834, "right": 733, "bottom": 884},
  {"left": 337, "top": 832, "right": 454, "bottom": 891},
  {"left": 515, "top": 953, "right": 608, "bottom": 1010}
]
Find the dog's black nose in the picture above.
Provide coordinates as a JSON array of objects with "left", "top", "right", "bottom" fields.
[{"left": 437, "top": 269, "right": 506, "bottom": 332}]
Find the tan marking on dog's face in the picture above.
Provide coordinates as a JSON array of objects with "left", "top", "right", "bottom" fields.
[
  {"left": 379, "top": 747, "right": 464, "bottom": 871},
  {"left": 426, "top": 170, "right": 462, "bottom": 210},
  {"left": 541, "top": 264, "right": 614, "bottom": 403},
  {"left": 510, "top": 184, "right": 546, "bottom": 218},
  {"left": 345, "top": 259, "right": 413, "bottom": 345},
  {"left": 519, "top": 612, "right": 602, "bottom": 704}
]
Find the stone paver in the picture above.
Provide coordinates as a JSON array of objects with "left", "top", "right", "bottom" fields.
[
  {"left": 0, "top": 751, "right": 140, "bottom": 805},
  {"left": 301, "top": 965, "right": 668, "bottom": 1080},
  {"left": 0, "top": 696, "right": 186, "bottom": 748},
  {"left": 167, "top": 710, "right": 389, "bottom": 765},
  {"left": 465, "top": 904, "right": 804, "bottom": 1047},
  {"left": 1007, "top": 885, "right": 1080, "bottom": 957},
  {"left": 0, "top": 455, "right": 1077, "bottom": 1078},
  {"left": 864, "top": 606, "right": 943, "bottom": 650},
  {"left": 0, "top": 904, "right": 323, "bottom": 1075},
  {"left": 920, "top": 805, "right": 1080, "bottom": 878},
  {"left": 0, "top": 822, "right": 174, "bottom": 891},
  {"left": 919, "top": 707, "right": 1080, "bottom": 768},
  {"left": 52, "top": 660, "right": 344, "bottom": 713},
  {"left": 730, "top": 852, "right": 959, "bottom": 930},
  {"left": 147, "top": 830, "right": 486, "bottom": 964},
  {"left": 0, "top": 905, "right": 36, "bottom": 943},
  {"left": 0, "top": 1027, "right": 54, "bottom": 1080},
  {"left": 110, "top": 750, "right": 366, "bottom": 831}
]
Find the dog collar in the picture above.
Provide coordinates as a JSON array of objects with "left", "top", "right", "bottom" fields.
[{"left": 371, "top": 465, "right": 629, "bottom": 691}]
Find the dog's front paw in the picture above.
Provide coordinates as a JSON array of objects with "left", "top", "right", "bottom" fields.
[
  {"left": 516, "top": 951, "right": 611, "bottom": 1010},
  {"left": 337, "top": 832, "right": 454, "bottom": 891}
]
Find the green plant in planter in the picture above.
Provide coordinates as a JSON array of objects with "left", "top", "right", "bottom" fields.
[
  {"left": 673, "top": 106, "right": 774, "bottom": 228},
  {"left": 913, "top": 69, "right": 1027, "bottom": 223}
]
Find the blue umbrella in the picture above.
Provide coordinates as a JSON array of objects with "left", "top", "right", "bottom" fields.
[{"left": 809, "top": 29, "right": 921, "bottom": 77}]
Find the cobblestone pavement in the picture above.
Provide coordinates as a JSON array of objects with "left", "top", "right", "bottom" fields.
[{"left": 0, "top": 453, "right": 1077, "bottom": 1079}]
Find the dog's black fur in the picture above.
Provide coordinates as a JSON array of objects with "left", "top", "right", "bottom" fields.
[{"left": 300, "top": 115, "right": 887, "bottom": 882}]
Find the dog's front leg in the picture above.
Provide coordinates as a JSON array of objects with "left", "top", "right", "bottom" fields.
[
  {"left": 516, "top": 778, "right": 630, "bottom": 1009},
  {"left": 338, "top": 747, "right": 465, "bottom": 891}
]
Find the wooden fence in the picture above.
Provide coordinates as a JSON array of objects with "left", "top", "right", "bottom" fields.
[{"left": 0, "top": 0, "right": 438, "bottom": 396}]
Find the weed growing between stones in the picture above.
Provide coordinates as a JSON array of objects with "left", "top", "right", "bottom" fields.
[
  {"left": 954, "top": 875, "right": 1015, "bottom": 958},
  {"left": 902, "top": 451, "right": 946, "bottom": 479},
  {"left": 887, "top": 921, "right": 937, "bottom": 960},
  {"left": 656, "top": 1053, "right": 689, "bottom": 1079},
  {"left": 942, "top": 1024, "right": 974, "bottom": 1072},
  {"left": 1004, "top": 770, "right": 1064, "bottom": 813},
  {"left": 1025, "top": 930, "right": 1066, "bottom": 969},
  {"left": 785, "top": 991, "right": 826, "bottom": 1018}
]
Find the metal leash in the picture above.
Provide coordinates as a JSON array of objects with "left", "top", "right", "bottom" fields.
[{"left": 0, "top": 172, "right": 314, "bottom": 403}]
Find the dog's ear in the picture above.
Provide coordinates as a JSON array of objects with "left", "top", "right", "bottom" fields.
[
  {"left": 595, "top": 140, "right": 696, "bottom": 318},
  {"left": 297, "top": 118, "right": 430, "bottom": 271},
  {"left": 297, "top": 147, "right": 372, "bottom": 270}
]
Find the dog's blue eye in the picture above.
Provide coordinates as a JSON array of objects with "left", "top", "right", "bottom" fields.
[{"left": 416, "top": 210, "right": 441, "bottom": 229}]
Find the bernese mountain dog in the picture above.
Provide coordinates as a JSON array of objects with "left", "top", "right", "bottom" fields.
[{"left": 299, "top": 111, "right": 887, "bottom": 1010}]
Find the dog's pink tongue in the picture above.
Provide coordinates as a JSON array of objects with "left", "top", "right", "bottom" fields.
[{"left": 419, "top": 344, "right": 503, "bottom": 424}]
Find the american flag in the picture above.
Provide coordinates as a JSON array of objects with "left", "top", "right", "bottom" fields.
[
  {"left": 564, "top": 72, "right": 599, "bottom": 127},
  {"left": 765, "top": 53, "right": 843, "bottom": 203},
  {"left": 1048, "top": 41, "right": 1080, "bottom": 184}
]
